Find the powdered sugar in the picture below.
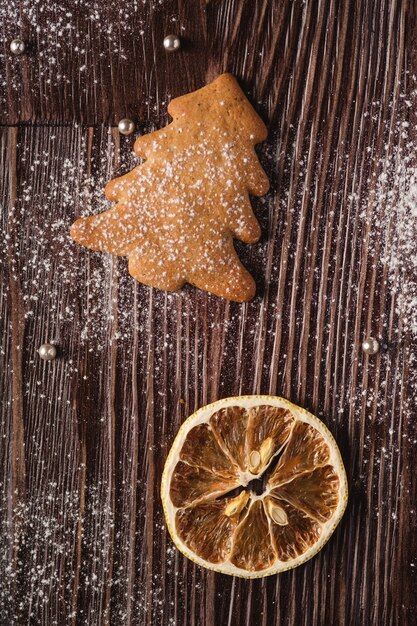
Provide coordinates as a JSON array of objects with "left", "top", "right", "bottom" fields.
[{"left": 0, "top": 0, "right": 181, "bottom": 122}]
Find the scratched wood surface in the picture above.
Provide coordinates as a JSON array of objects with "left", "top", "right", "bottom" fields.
[{"left": 1, "top": 0, "right": 417, "bottom": 624}]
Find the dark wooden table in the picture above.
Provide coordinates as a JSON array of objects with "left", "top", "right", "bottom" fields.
[{"left": 1, "top": 1, "right": 417, "bottom": 624}]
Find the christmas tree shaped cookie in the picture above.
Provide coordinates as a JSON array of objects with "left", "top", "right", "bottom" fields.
[{"left": 71, "top": 74, "right": 269, "bottom": 301}]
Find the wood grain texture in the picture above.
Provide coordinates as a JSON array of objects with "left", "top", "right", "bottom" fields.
[
  {"left": 0, "top": 0, "right": 206, "bottom": 125},
  {"left": 1, "top": 0, "right": 417, "bottom": 624}
]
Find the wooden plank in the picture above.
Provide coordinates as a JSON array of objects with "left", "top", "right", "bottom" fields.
[
  {"left": 0, "top": 0, "right": 206, "bottom": 125},
  {"left": 1, "top": 0, "right": 417, "bottom": 624}
]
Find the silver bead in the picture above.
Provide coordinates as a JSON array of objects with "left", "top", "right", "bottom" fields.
[
  {"left": 163, "top": 34, "right": 181, "bottom": 52},
  {"left": 362, "top": 337, "right": 379, "bottom": 355},
  {"left": 10, "top": 39, "right": 26, "bottom": 55},
  {"left": 118, "top": 118, "right": 135, "bottom": 136},
  {"left": 38, "top": 343, "right": 57, "bottom": 361}
]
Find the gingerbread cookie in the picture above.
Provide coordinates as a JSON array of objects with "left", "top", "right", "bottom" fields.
[{"left": 70, "top": 73, "right": 269, "bottom": 301}]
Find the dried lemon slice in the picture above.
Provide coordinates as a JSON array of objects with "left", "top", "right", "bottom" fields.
[{"left": 161, "top": 396, "right": 347, "bottom": 578}]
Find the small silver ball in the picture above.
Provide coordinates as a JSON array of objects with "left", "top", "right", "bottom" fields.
[
  {"left": 118, "top": 118, "right": 135, "bottom": 136},
  {"left": 10, "top": 39, "right": 26, "bottom": 55},
  {"left": 163, "top": 34, "right": 181, "bottom": 52},
  {"left": 362, "top": 337, "right": 379, "bottom": 355},
  {"left": 38, "top": 343, "right": 57, "bottom": 361}
]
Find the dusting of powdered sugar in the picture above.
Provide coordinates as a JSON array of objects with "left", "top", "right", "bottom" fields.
[
  {"left": 0, "top": 0, "right": 183, "bottom": 116},
  {"left": 360, "top": 91, "right": 417, "bottom": 379},
  {"left": 367, "top": 132, "right": 417, "bottom": 337}
]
